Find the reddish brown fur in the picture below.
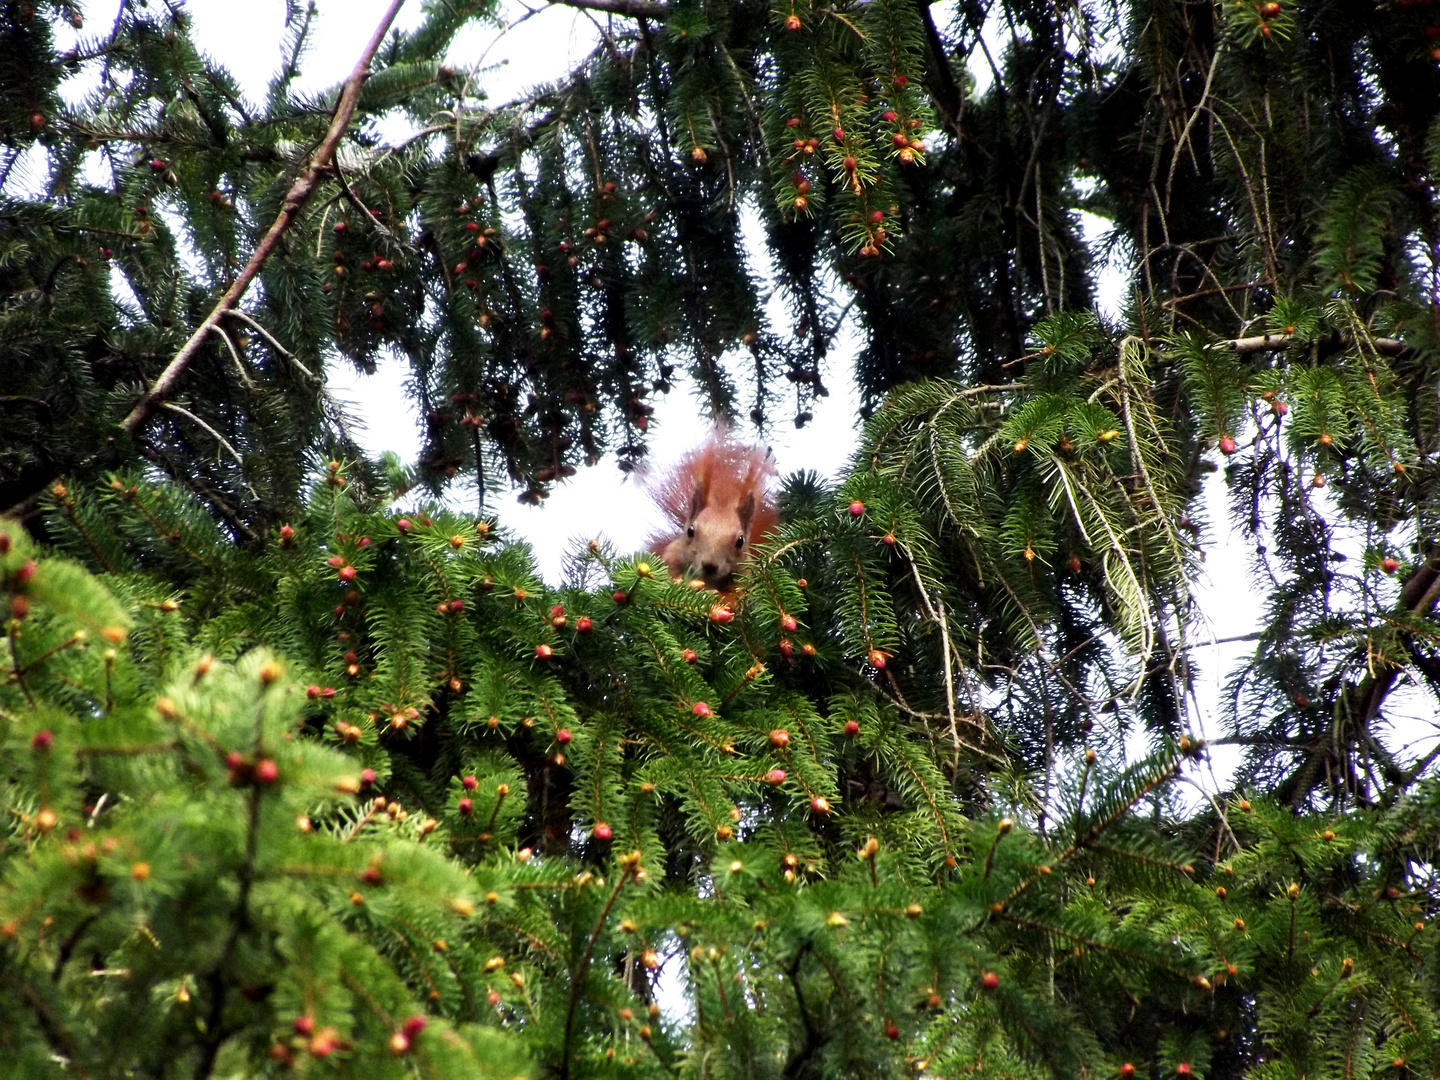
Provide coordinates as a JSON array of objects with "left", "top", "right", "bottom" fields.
[{"left": 646, "top": 425, "right": 779, "bottom": 591}]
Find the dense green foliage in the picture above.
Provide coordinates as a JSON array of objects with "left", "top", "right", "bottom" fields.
[
  {"left": 5, "top": 479, "right": 1440, "bottom": 1078},
  {"left": 1, "top": 0, "right": 1439, "bottom": 1076}
]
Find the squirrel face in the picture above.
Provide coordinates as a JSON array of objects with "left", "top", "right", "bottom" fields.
[
  {"left": 647, "top": 424, "right": 778, "bottom": 592},
  {"left": 662, "top": 489, "right": 758, "bottom": 592}
]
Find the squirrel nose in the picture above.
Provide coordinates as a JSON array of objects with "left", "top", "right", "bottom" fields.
[{"left": 701, "top": 562, "right": 719, "bottom": 580}]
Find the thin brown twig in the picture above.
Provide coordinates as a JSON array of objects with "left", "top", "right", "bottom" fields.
[
  {"left": 119, "top": 0, "right": 408, "bottom": 437},
  {"left": 225, "top": 310, "right": 315, "bottom": 381},
  {"left": 208, "top": 324, "right": 257, "bottom": 391}
]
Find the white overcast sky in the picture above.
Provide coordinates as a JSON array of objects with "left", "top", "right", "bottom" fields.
[
  {"left": 54, "top": 0, "right": 1439, "bottom": 789},
  {"left": 179, "top": 0, "right": 875, "bottom": 575}
]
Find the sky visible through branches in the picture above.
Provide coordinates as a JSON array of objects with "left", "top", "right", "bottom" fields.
[{"left": 36, "top": 0, "right": 1437, "bottom": 798}]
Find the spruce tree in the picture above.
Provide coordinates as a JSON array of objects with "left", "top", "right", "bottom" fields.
[{"left": 1, "top": 0, "right": 1438, "bottom": 1077}]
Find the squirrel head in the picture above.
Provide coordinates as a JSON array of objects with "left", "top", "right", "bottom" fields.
[
  {"left": 663, "top": 487, "right": 760, "bottom": 592},
  {"left": 648, "top": 425, "right": 778, "bottom": 592}
]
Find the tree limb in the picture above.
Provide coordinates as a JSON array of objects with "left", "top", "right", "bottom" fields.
[
  {"left": 1281, "top": 552, "right": 1440, "bottom": 807},
  {"left": 1225, "top": 331, "right": 1405, "bottom": 355},
  {"left": 192, "top": 786, "right": 264, "bottom": 1080},
  {"left": 119, "top": 0, "right": 408, "bottom": 438},
  {"left": 559, "top": 864, "right": 637, "bottom": 1080},
  {"left": 915, "top": 0, "right": 964, "bottom": 135},
  {"left": 17, "top": 979, "right": 90, "bottom": 1080},
  {"left": 209, "top": 324, "right": 257, "bottom": 391},
  {"left": 543, "top": 0, "right": 669, "bottom": 18}
]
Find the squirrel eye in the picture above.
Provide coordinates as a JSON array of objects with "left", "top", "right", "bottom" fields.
[
  {"left": 735, "top": 535, "right": 745, "bottom": 550},
  {"left": 686, "top": 525, "right": 695, "bottom": 539}
]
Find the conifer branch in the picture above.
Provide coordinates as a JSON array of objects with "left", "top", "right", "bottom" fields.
[
  {"left": 118, "top": 0, "right": 409, "bottom": 439},
  {"left": 1272, "top": 550, "right": 1440, "bottom": 806},
  {"left": 916, "top": 0, "right": 963, "bottom": 133},
  {"left": 898, "top": 545, "right": 961, "bottom": 746},
  {"left": 193, "top": 786, "right": 263, "bottom": 1080},
  {"left": 49, "top": 488, "right": 115, "bottom": 572},
  {"left": 225, "top": 311, "right": 316, "bottom": 381},
  {"left": 860, "top": 680, "right": 999, "bottom": 760},
  {"left": 780, "top": 939, "right": 821, "bottom": 1076},
  {"left": 134, "top": 443, "right": 260, "bottom": 545},
  {"left": 17, "top": 980, "right": 89, "bottom": 1080},
  {"left": 561, "top": 862, "right": 638, "bottom": 1079},
  {"left": 274, "top": 0, "right": 316, "bottom": 98},
  {"left": 1002, "top": 758, "right": 1183, "bottom": 907},
  {"left": 51, "top": 914, "right": 99, "bottom": 982},
  {"left": 208, "top": 325, "right": 257, "bottom": 392},
  {"left": 9, "top": 624, "right": 35, "bottom": 706},
  {"left": 331, "top": 157, "right": 411, "bottom": 254},
  {"left": 543, "top": 0, "right": 669, "bottom": 19},
  {"left": 1164, "top": 44, "right": 1224, "bottom": 214},
  {"left": 996, "top": 912, "right": 1195, "bottom": 979},
  {"left": 17, "top": 630, "right": 89, "bottom": 677},
  {"left": 1222, "top": 331, "right": 1404, "bottom": 355},
  {"left": 157, "top": 404, "right": 254, "bottom": 495}
]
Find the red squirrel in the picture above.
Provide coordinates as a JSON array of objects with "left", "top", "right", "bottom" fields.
[{"left": 646, "top": 424, "right": 779, "bottom": 591}]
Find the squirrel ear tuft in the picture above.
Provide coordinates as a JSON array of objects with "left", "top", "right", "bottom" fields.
[
  {"left": 738, "top": 491, "right": 756, "bottom": 531},
  {"left": 688, "top": 487, "right": 705, "bottom": 522}
]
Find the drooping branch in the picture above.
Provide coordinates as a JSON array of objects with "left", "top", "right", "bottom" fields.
[
  {"left": 916, "top": 0, "right": 964, "bottom": 134},
  {"left": 157, "top": 404, "right": 247, "bottom": 470},
  {"left": 118, "top": 0, "right": 408, "bottom": 438},
  {"left": 224, "top": 310, "right": 315, "bottom": 381}
]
